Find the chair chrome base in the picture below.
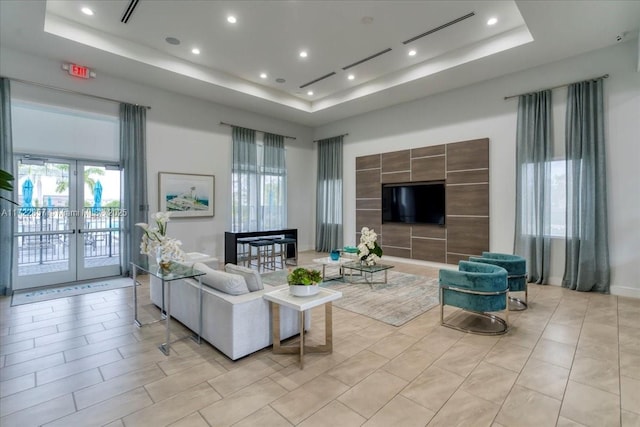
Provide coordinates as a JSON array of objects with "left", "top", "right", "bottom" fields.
[
  {"left": 508, "top": 287, "right": 528, "bottom": 311},
  {"left": 441, "top": 310, "right": 509, "bottom": 335}
]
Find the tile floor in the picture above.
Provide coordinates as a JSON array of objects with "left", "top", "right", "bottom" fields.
[{"left": 0, "top": 251, "right": 638, "bottom": 426}]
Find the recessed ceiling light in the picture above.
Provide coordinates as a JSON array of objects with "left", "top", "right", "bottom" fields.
[
  {"left": 191, "top": 48, "right": 201, "bottom": 55},
  {"left": 81, "top": 7, "right": 94, "bottom": 16},
  {"left": 408, "top": 49, "right": 417, "bottom": 56},
  {"left": 307, "top": 90, "right": 314, "bottom": 96},
  {"left": 260, "top": 73, "right": 267, "bottom": 79},
  {"left": 227, "top": 15, "right": 237, "bottom": 24},
  {"left": 347, "top": 74, "right": 355, "bottom": 80},
  {"left": 487, "top": 17, "right": 498, "bottom": 26},
  {"left": 275, "top": 78, "right": 286, "bottom": 84},
  {"left": 165, "top": 37, "right": 181, "bottom": 45},
  {"left": 299, "top": 51, "right": 308, "bottom": 58}
]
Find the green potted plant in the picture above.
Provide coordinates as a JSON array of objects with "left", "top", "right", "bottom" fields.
[
  {"left": 287, "top": 267, "right": 322, "bottom": 297},
  {"left": 0, "top": 169, "right": 18, "bottom": 205}
]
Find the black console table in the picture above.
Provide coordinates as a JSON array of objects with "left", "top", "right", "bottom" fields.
[{"left": 225, "top": 229, "right": 297, "bottom": 265}]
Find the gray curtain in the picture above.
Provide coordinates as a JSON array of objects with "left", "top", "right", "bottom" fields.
[
  {"left": 262, "top": 133, "right": 286, "bottom": 230},
  {"left": 514, "top": 90, "right": 552, "bottom": 284},
  {"left": 563, "top": 79, "right": 610, "bottom": 293},
  {"left": 231, "top": 126, "right": 257, "bottom": 232},
  {"left": 316, "top": 136, "right": 343, "bottom": 252},
  {"left": 120, "top": 103, "right": 148, "bottom": 274},
  {"left": 0, "top": 78, "right": 14, "bottom": 295}
]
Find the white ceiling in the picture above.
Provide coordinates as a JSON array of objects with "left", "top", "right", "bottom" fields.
[{"left": 1, "top": 1, "right": 639, "bottom": 126}]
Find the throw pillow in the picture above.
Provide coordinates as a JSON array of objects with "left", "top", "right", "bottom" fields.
[
  {"left": 193, "top": 262, "right": 250, "bottom": 295},
  {"left": 224, "top": 263, "right": 264, "bottom": 292}
]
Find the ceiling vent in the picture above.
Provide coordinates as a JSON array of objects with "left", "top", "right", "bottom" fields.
[
  {"left": 402, "top": 12, "right": 475, "bottom": 44},
  {"left": 342, "top": 48, "right": 392, "bottom": 71},
  {"left": 121, "top": 0, "right": 140, "bottom": 24},
  {"left": 299, "top": 72, "right": 336, "bottom": 89}
]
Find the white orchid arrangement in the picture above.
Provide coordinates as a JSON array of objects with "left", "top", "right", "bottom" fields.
[
  {"left": 136, "top": 212, "right": 185, "bottom": 263},
  {"left": 357, "top": 227, "right": 383, "bottom": 266}
]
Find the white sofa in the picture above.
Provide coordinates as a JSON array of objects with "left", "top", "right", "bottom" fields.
[{"left": 149, "top": 262, "right": 306, "bottom": 360}]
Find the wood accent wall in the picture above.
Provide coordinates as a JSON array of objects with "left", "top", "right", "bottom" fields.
[{"left": 355, "top": 138, "right": 489, "bottom": 265}]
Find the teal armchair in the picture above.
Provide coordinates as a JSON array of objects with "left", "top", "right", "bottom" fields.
[
  {"left": 439, "top": 261, "right": 509, "bottom": 335},
  {"left": 469, "top": 252, "right": 528, "bottom": 311}
]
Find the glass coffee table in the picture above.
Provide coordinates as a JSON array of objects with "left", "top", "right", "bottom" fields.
[
  {"left": 312, "top": 257, "right": 353, "bottom": 281},
  {"left": 342, "top": 261, "right": 394, "bottom": 286}
]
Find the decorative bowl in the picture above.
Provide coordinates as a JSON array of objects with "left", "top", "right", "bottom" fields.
[{"left": 289, "top": 284, "right": 320, "bottom": 297}]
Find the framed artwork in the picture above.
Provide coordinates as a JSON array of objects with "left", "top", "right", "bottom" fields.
[{"left": 158, "top": 172, "right": 215, "bottom": 217}]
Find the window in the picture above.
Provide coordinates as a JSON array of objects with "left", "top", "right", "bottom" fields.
[{"left": 521, "top": 159, "right": 566, "bottom": 238}]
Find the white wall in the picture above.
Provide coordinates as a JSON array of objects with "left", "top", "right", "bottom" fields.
[
  {"left": 1, "top": 47, "right": 316, "bottom": 262},
  {"left": 314, "top": 41, "right": 640, "bottom": 298}
]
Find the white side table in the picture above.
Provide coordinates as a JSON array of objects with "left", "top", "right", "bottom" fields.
[{"left": 263, "top": 287, "right": 342, "bottom": 369}]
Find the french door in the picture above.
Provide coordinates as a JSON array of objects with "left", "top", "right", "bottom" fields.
[{"left": 13, "top": 156, "right": 122, "bottom": 290}]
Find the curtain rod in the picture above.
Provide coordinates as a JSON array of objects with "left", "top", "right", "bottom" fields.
[
  {"left": 313, "top": 133, "right": 349, "bottom": 143},
  {"left": 219, "top": 121, "right": 297, "bottom": 140},
  {"left": 2, "top": 76, "right": 151, "bottom": 109},
  {"left": 504, "top": 74, "right": 609, "bottom": 100}
]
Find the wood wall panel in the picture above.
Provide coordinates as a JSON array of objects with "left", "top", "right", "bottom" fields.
[
  {"left": 412, "top": 145, "right": 445, "bottom": 157},
  {"left": 446, "top": 184, "right": 489, "bottom": 216},
  {"left": 356, "top": 199, "right": 381, "bottom": 210},
  {"left": 446, "top": 216, "right": 489, "bottom": 256},
  {"left": 411, "top": 157, "right": 446, "bottom": 182},
  {"left": 446, "top": 169, "right": 489, "bottom": 184},
  {"left": 382, "top": 150, "right": 410, "bottom": 173},
  {"left": 356, "top": 154, "right": 380, "bottom": 170},
  {"left": 412, "top": 224, "right": 446, "bottom": 239},
  {"left": 381, "top": 172, "right": 411, "bottom": 183},
  {"left": 412, "top": 238, "right": 446, "bottom": 263},
  {"left": 356, "top": 169, "right": 381, "bottom": 198},
  {"left": 356, "top": 210, "right": 381, "bottom": 235},
  {"left": 381, "top": 223, "right": 411, "bottom": 248},
  {"left": 446, "top": 253, "right": 469, "bottom": 265},
  {"left": 382, "top": 246, "right": 411, "bottom": 259},
  {"left": 447, "top": 138, "right": 489, "bottom": 171}
]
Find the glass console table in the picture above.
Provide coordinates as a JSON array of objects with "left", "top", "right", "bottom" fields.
[{"left": 131, "top": 261, "right": 205, "bottom": 355}]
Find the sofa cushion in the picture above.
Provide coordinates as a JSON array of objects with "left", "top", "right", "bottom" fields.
[
  {"left": 224, "top": 263, "right": 264, "bottom": 292},
  {"left": 193, "top": 262, "right": 249, "bottom": 295}
]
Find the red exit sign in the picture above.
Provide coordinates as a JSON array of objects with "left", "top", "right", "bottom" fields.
[{"left": 62, "top": 63, "right": 96, "bottom": 79}]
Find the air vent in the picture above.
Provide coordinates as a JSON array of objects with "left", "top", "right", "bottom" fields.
[
  {"left": 299, "top": 72, "right": 336, "bottom": 89},
  {"left": 121, "top": 0, "right": 140, "bottom": 24},
  {"left": 402, "top": 12, "right": 475, "bottom": 44},
  {"left": 342, "top": 48, "right": 392, "bottom": 71}
]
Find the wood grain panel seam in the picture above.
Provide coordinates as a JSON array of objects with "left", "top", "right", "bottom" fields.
[
  {"left": 446, "top": 182, "right": 489, "bottom": 186},
  {"left": 446, "top": 215, "right": 489, "bottom": 218},
  {"left": 447, "top": 167, "right": 489, "bottom": 173},
  {"left": 411, "top": 236, "right": 446, "bottom": 241},
  {"left": 448, "top": 252, "right": 481, "bottom": 257},
  {"left": 382, "top": 245, "right": 411, "bottom": 249},
  {"left": 381, "top": 170, "right": 411, "bottom": 174},
  {"left": 356, "top": 167, "right": 382, "bottom": 172},
  {"left": 356, "top": 198, "right": 381, "bottom": 200},
  {"left": 412, "top": 154, "right": 445, "bottom": 159}
]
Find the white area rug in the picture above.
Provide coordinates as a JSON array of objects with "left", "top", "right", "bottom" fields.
[
  {"left": 261, "top": 266, "right": 440, "bottom": 326},
  {"left": 11, "top": 277, "right": 133, "bottom": 306}
]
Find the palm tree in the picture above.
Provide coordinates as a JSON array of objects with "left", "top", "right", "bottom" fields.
[{"left": 54, "top": 165, "right": 104, "bottom": 196}]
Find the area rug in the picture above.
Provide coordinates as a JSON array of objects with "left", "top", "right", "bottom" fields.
[
  {"left": 11, "top": 277, "right": 133, "bottom": 306},
  {"left": 261, "top": 265, "right": 440, "bottom": 326}
]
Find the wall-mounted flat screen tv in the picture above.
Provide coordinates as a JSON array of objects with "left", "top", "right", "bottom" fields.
[{"left": 382, "top": 181, "right": 445, "bottom": 225}]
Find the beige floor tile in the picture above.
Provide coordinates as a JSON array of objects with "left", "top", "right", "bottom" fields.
[
  {"left": 577, "top": 337, "right": 620, "bottom": 363},
  {"left": 409, "top": 330, "right": 459, "bottom": 358},
  {"left": 382, "top": 348, "right": 440, "bottom": 382},
  {"left": 369, "top": 332, "right": 420, "bottom": 359},
  {"left": 1, "top": 368, "right": 102, "bottom": 416},
  {"left": 0, "top": 339, "right": 35, "bottom": 357},
  {"left": 5, "top": 336, "right": 87, "bottom": 366},
  {"left": 621, "top": 352, "right": 640, "bottom": 380},
  {"left": 427, "top": 389, "right": 499, "bottom": 427},
  {"left": 622, "top": 410, "right": 640, "bottom": 427},
  {"left": 338, "top": 370, "right": 407, "bottom": 418},
  {"left": 516, "top": 357, "right": 569, "bottom": 400},
  {"left": 622, "top": 375, "right": 640, "bottom": 415},
  {"left": 0, "top": 394, "right": 76, "bottom": 427},
  {"left": 0, "top": 372, "right": 35, "bottom": 398},
  {"left": 269, "top": 352, "right": 347, "bottom": 391},
  {"left": 570, "top": 354, "right": 620, "bottom": 394},
  {"left": 459, "top": 361, "right": 518, "bottom": 404},
  {"left": 233, "top": 406, "right": 293, "bottom": 427},
  {"left": 298, "top": 400, "right": 366, "bottom": 427},
  {"left": 495, "top": 384, "right": 561, "bottom": 427},
  {"left": 433, "top": 341, "right": 490, "bottom": 377},
  {"left": 123, "top": 382, "right": 221, "bottom": 426},
  {"left": 74, "top": 364, "right": 165, "bottom": 409},
  {"left": 354, "top": 322, "right": 397, "bottom": 342},
  {"left": 103, "top": 420, "right": 125, "bottom": 427},
  {"left": 620, "top": 325, "right": 640, "bottom": 356},
  {"left": 34, "top": 324, "right": 104, "bottom": 347},
  {"left": 484, "top": 340, "right": 532, "bottom": 373},
  {"left": 208, "top": 358, "right": 279, "bottom": 397},
  {"left": 557, "top": 416, "right": 588, "bottom": 426},
  {"left": 363, "top": 395, "right": 435, "bottom": 427},
  {"left": 542, "top": 323, "right": 582, "bottom": 346},
  {"left": 580, "top": 323, "right": 619, "bottom": 345},
  {"left": 327, "top": 350, "right": 389, "bottom": 386},
  {"left": 4, "top": 325, "right": 59, "bottom": 345},
  {"left": 168, "top": 412, "right": 210, "bottom": 427},
  {"left": 560, "top": 380, "right": 620, "bottom": 427},
  {"left": 63, "top": 333, "right": 138, "bottom": 362},
  {"left": 271, "top": 376, "right": 350, "bottom": 425},
  {"left": 37, "top": 349, "right": 123, "bottom": 385},
  {"left": 400, "top": 365, "right": 465, "bottom": 412},
  {"left": 497, "top": 325, "right": 542, "bottom": 349},
  {"left": 146, "top": 360, "right": 226, "bottom": 402},
  {"left": 531, "top": 338, "right": 576, "bottom": 369},
  {"left": 0, "top": 352, "right": 65, "bottom": 382},
  {"left": 584, "top": 308, "right": 619, "bottom": 327},
  {"left": 43, "top": 386, "right": 153, "bottom": 427}
]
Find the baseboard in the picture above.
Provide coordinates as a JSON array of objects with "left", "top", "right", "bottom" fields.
[{"left": 610, "top": 285, "right": 640, "bottom": 299}]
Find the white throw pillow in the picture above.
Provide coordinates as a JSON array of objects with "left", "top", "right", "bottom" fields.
[
  {"left": 193, "top": 262, "right": 249, "bottom": 295},
  {"left": 224, "top": 263, "right": 264, "bottom": 292}
]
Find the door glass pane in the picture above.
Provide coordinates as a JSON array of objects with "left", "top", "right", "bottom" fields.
[
  {"left": 16, "top": 161, "right": 71, "bottom": 276},
  {"left": 82, "top": 166, "right": 121, "bottom": 269}
]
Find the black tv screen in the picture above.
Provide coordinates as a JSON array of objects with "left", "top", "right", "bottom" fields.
[{"left": 382, "top": 181, "right": 445, "bottom": 225}]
